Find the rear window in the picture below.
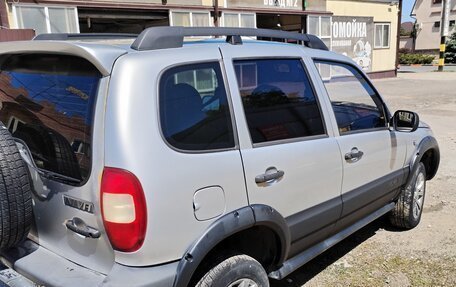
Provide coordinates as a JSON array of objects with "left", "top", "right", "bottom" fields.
[{"left": 0, "top": 54, "right": 101, "bottom": 184}]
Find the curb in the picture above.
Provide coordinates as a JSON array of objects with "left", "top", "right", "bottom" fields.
[{"left": 399, "top": 64, "right": 456, "bottom": 67}]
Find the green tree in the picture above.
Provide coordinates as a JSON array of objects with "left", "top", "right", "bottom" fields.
[
  {"left": 445, "top": 32, "right": 456, "bottom": 64},
  {"left": 400, "top": 27, "right": 411, "bottom": 37}
]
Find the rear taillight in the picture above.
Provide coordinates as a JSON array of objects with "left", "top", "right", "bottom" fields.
[{"left": 101, "top": 167, "right": 147, "bottom": 252}]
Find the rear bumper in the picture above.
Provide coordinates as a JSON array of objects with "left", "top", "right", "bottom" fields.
[
  {"left": 0, "top": 240, "right": 178, "bottom": 287},
  {"left": 101, "top": 261, "right": 178, "bottom": 287}
]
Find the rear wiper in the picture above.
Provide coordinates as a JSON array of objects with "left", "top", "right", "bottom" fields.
[{"left": 37, "top": 169, "right": 81, "bottom": 184}]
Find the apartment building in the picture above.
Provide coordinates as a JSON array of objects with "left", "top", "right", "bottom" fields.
[
  {"left": 412, "top": 0, "right": 456, "bottom": 53},
  {"left": 0, "top": 0, "right": 399, "bottom": 77}
]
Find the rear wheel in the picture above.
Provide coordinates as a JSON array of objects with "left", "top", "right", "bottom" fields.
[
  {"left": 390, "top": 162, "right": 426, "bottom": 229},
  {"left": 195, "top": 255, "right": 269, "bottom": 287},
  {"left": 0, "top": 123, "right": 33, "bottom": 250}
]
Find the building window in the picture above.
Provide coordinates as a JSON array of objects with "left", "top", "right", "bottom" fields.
[
  {"left": 170, "top": 11, "right": 211, "bottom": 27},
  {"left": 434, "top": 21, "right": 441, "bottom": 28},
  {"left": 222, "top": 13, "right": 256, "bottom": 28},
  {"left": 374, "top": 23, "right": 390, "bottom": 49},
  {"left": 307, "top": 16, "right": 332, "bottom": 49},
  {"left": 13, "top": 5, "right": 79, "bottom": 35},
  {"left": 234, "top": 62, "right": 258, "bottom": 90},
  {"left": 432, "top": 0, "right": 442, "bottom": 4},
  {"left": 449, "top": 20, "right": 455, "bottom": 27}
]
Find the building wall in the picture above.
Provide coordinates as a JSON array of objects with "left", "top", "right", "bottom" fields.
[
  {"left": 327, "top": 0, "right": 399, "bottom": 73},
  {"left": 400, "top": 37, "right": 414, "bottom": 50},
  {"left": 202, "top": 0, "right": 226, "bottom": 7},
  {"left": 4, "top": 0, "right": 400, "bottom": 76},
  {"left": 413, "top": 0, "right": 456, "bottom": 52}
]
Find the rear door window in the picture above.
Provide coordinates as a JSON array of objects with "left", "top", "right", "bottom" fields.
[
  {"left": 233, "top": 59, "right": 325, "bottom": 144},
  {"left": 0, "top": 54, "right": 101, "bottom": 184}
]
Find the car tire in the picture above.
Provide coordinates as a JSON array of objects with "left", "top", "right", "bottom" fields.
[
  {"left": 389, "top": 162, "right": 426, "bottom": 229},
  {"left": 0, "top": 123, "right": 33, "bottom": 250},
  {"left": 195, "top": 254, "right": 269, "bottom": 287}
]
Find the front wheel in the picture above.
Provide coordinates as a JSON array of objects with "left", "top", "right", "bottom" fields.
[
  {"left": 195, "top": 255, "right": 269, "bottom": 287},
  {"left": 389, "top": 162, "right": 427, "bottom": 229}
]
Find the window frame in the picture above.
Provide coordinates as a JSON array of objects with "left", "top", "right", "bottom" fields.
[
  {"left": 231, "top": 56, "right": 329, "bottom": 148},
  {"left": 307, "top": 15, "right": 332, "bottom": 50},
  {"left": 169, "top": 10, "right": 212, "bottom": 27},
  {"left": 12, "top": 4, "right": 80, "bottom": 34},
  {"left": 174, "top": 69, "right": 218, "bottom": 94},
  {"left": 234, "top": 62, "right": 258, "bottom": 90},
  {"left": 374, "top": 22, "right": 391, "bottom": 49},
  {"left": 157, "top": 60, "right": 239, "bottom": 154},
  {"left": 312, "top": 58, "right": 391, "bottom": 136},
  {"left": 221, "top": 12, "right": 257, "bottom": 28}
]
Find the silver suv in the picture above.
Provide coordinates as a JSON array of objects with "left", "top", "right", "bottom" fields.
[{"left": 0, "top": 27, "right": 440, "bottom": 287}]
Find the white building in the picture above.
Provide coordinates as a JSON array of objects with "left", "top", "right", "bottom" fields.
[{"left": 412, "top": 0, "right": 456, "bottom": 53}]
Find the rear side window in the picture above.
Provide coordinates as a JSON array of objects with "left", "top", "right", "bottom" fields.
[
  {"left": 233, "top": 59, "right": 325, "bottom": 144},
  {"left": 0, "top": 54, "right": 101, "bottom": 184},
  {"left": 314, "top": 60, "right": 387, "bottom": 134},
  {"left": 160, "top": 62, "right": 235, "bottom": 151}
]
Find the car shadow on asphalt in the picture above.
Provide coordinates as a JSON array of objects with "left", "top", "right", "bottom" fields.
[{"left": 270, "top": 216, "right": 393, "bottom": 287}]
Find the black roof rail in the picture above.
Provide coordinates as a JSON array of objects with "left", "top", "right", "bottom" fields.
[
  {"left": 131, "top": 26, "right": 329, "bottom": 51},
  {"left": 34, "top": 33, "right": 138, "bottom": 41}
]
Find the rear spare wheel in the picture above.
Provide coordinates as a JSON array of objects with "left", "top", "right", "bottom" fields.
[{"left": 0, "top": 123, "right": 33, "bottom": 250}]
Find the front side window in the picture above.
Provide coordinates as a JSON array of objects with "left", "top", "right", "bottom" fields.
[
  {"left": 0, "top": 54, "right": 101, "bottom": 184},
  {"left": 314, "top": 60, "right": 387, "bottom": 134},
  {"left": 160, "top": 62, "right": 234, "bottom": 151},
  {"left": 234, "top": 59, "right": 325, "bottom": 144}
]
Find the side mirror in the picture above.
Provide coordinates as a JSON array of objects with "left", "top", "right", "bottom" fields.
[{"left": 392, "top": 110, "right": 419, "bottom": 132}]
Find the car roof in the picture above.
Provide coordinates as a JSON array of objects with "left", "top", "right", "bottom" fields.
[{"left": 0, "top": 37, "right": 352, "bottom": 76}]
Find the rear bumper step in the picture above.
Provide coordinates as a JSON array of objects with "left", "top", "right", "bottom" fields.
[
  {"left": 1, "top": 240, "right": 179, "bottom": 287},
  {"left": 1, "top": 240, "right": 105, "bottom": 287}
]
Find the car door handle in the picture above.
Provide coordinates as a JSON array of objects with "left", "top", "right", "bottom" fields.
[
  {"left": 65, "top": 217, "right": 101, "bottom": 239},
  {"left": 255, "top": 168, "right": 285, "bottom": 184},
  {"left": 345, "top": 147, "right": 364, "bottom": 162}
]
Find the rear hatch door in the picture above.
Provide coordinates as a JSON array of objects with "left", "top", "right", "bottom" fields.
[{"left": 0, "top": 46, "right": 123, "bottom": 274}]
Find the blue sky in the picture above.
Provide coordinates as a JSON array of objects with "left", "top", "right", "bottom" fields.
[{"left": 402, "top": 0, "right": 415, "bottom": 23}]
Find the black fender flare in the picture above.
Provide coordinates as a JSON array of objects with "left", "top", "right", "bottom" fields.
[
  {"left": 407, "top": 136, "right": 440, "bottom": 186},
  {"left": 173, "top": 204, "right": 290, "bottom": 287}
]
